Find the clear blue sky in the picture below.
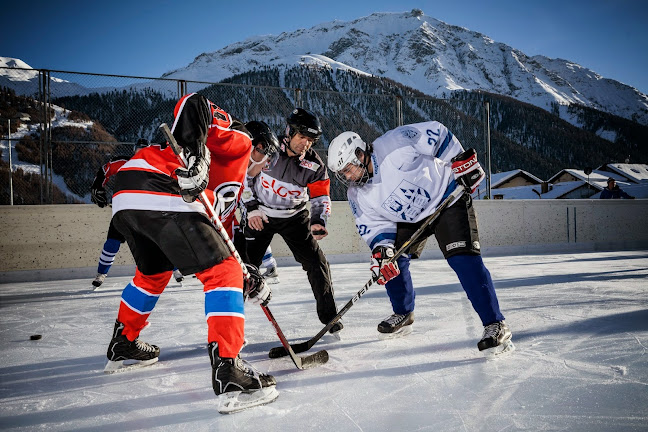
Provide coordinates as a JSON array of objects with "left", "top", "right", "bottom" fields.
[{"left": 2, "top": 0, "right": 647, "bottom": 94}]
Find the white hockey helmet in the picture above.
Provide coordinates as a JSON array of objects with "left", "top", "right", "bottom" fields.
[{"left": 328, "top": 131, "right": 369, "bottom": 186}]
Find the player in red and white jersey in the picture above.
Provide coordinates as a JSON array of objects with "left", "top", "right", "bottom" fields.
[{"left": 104, "top": 93, "right": 277, "bottom": 409}]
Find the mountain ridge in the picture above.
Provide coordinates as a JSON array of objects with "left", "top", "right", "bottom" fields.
[{"left": 161, "top": 9, "right": 648, "bottom": 126}]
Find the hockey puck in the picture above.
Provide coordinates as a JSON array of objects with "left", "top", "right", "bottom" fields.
[{"left": 30, "top": 334, "right": 42, "bottom": 340}]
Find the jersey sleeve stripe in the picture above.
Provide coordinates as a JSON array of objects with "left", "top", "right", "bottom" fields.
[
  {"left": 308, "top": 178, "right": 331, "bottom": 198},
  {"left": 435, "top": 131, "right": 453, "bottom": 159}
]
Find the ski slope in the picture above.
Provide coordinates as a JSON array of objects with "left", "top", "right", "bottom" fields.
[{"left": 1, "top": 250, "right": 647, "bottom": 431}]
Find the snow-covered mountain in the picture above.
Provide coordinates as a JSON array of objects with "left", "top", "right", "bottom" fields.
[
  {"left": 0, "top": 57, "right": 116, "bottom": 98},
  {"left": 162, "top": 9, "right": 648, "bottom": 125}
]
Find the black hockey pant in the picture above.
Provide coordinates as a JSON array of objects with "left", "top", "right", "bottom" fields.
[{"left": 245, "top": 209, "right": 337, "bottom": 324}]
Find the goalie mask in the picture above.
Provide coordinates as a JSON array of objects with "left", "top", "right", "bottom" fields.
[{"left": 327, "top": 131, "right": 370, "bottom": 186}]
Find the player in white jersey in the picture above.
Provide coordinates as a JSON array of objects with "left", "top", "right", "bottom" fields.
[{"left": 328, "top": 122, "right": 514, "bottom": 355}]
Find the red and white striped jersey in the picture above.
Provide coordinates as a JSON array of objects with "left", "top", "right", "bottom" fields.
[{"left": 112, "top": 93, "right": 252, "bottom": 238}]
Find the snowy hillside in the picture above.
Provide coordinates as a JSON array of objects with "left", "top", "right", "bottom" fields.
[
  {"left": 0, "top": 57, "right": 115, "bottom": 98},
  {"left": 162, "top": 10, "right": 648, "bottom": 125}
]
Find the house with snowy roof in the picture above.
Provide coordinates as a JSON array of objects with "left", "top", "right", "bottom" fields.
[{"left": 475, "top": 164, "right": 648, "bottom": 200}]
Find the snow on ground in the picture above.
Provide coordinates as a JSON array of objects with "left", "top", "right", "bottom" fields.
[{"left": 1, "top": 250, "right": 647, "bottom": 431}]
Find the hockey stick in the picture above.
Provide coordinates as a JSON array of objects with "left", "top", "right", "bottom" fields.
[
  {"left": 268, "top": 186, "right": 465, "bottom": 358},
  {"left": 159, "top": 123, "right": 328, "bottom": 370}
]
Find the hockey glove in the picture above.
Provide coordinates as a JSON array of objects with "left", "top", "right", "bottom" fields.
[
  {"left": 91, "top": 187, "right": 108, "bottom": 208},
  {"left": 175, "top": 147, "right": 211, "bottom": 203},
  {"left": 370, "top": 246, "right": 400, "bottom": 285},
  {"left": 451, "top": 148, "right": 485, "bottom": 194},
  {"left": 243, "top": 263, "right": 272, "bottom": 306}
]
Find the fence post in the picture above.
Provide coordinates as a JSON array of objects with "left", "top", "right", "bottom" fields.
[
  {"left": 294, "top": 88, "right": 302, "bottom": 108},
  {"left": 38, "top": 70, "right": 54, "bottom": 204},
  {"left": 177, "top": 80, "right": 187, "bottom": 98},
  {"left": 484, "top": 100, "right": 491, "bottom": 200},
  {"left": 7, "top": 119, "right": 13, "bottom": 205},
  {"left": 394, "top": 95, "right": 403, "bottom": 127}
]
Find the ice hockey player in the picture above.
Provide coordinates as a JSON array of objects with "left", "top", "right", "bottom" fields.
[
  {"left": 104, "top": 93, "right": 277, "bottom": 413},
  {"left": 233, "top": 120, "right": 282, "bottom": 284},
  {"left": 90, "top": 139, "right": 185, "bottom": 287},
  {"left": 328, "top": 123, "right": 514, "bottom": 356},
  {"left": 243, "top": 108, "right": 342, "bottom": 334}
]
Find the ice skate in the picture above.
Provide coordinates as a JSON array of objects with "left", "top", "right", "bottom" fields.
[
  {"left": 327, "top": 321, "right": 344, "bottom": 340},
  {"left": 92, "top": 273, "right": 107, "bottom": 289},
  {"left": 104, "top": 321, "right": 160, "bottom": 373},
  {"left": 262, "top": 265, "right": 280, "bottom": 284},
  {"left": 173, "top": 269, "right": 184, "bottom": 284},
  {"left": 377, "top": 312, "right": 414, "bottom": 340},
  {"left": 209, "top": 342, "right": 278, "bottom": 414},
  {"left": 478, "top": 321, "right": 515, "bottom": 357}
]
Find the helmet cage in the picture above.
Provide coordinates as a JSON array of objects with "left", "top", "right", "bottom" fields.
[{"left": 335, "top": 149, "right": 369, "bottom": 187}]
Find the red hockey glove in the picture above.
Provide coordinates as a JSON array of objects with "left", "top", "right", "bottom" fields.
[
  {"left": 451, "top": 148, "right": 485, "bottom": 194},
  {"left": 370, "top": 246, "right": 400, "bottom": 285}
]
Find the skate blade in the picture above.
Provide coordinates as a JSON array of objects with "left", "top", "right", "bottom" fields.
[
  {"left": 483, "top": 340, "right": 516, "bottom": 359},
  {"left": 328, "top": 331, "right": 342, "bottom": 341},
  {"left": 265, "top": 276, "right": 280, "bottom": 284},
  {"left": 218, "top": 386, "right": 279, "bottom": 414},
  {"left": 378, "top": 324, "right": 413, "bottom": 340},
  {"left": 103, "top": 357, "right": 159, "bottom": 374}
]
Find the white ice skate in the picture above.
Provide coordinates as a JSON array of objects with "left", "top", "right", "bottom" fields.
[
  {"left": 217, "top": 387, "right": 279, "bottom": 414},
  {"left": 262, "top": 266, "right": 280, "bottom": 284}
]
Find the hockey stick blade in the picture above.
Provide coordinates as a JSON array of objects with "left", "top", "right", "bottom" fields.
[
  {"left": 261, "top": 304, "right": 329, "bottom": 369},
  {"left": 267, "top": 187, "right": 466, "bottom": 359}
]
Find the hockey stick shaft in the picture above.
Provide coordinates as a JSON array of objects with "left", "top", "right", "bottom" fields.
[
  {"left": 269, "top": 186, "right": 465, "bottom": 358},
  {"left": 159, "top": 123, "right": 327, "bottom": 369}
]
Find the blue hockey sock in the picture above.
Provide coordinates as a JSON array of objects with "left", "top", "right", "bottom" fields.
[
  {"left": 97, "top": 238, "right": 122, "bottom": 274},
  {"left": 447, "top": 254, "right": 504, "bottom": 326},
  {"left": 384, "top": 256, "right": 415, "bottom": 315}
]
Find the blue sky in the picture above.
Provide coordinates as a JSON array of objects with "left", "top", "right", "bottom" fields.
[{"left": 2, "top": 0, "right": 647, "bottom": 94}]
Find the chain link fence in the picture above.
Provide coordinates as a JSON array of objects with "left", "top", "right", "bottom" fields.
[{"left": 1, "top": 67, "right": 489, "bottom": 204}]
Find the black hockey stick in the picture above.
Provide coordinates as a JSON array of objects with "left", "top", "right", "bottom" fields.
[
  {"left": 159, "top": 123, "right": 328, "bottom": 369},
  {"left": 268, "top": 186, "right": 465, "bottom": 358}
]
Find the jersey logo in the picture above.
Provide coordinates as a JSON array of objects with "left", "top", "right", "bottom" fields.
[
  {"left": 381, "top": 180, "right": 431, "bottom": 221},
  {"left": 299, "top": 159, "right": 320, "bottom": 172},
  {"left": 446, "top": 241, "right": 466, "bottom": 252},
  {"left": 260, "top": 177, "right": 302, "bottom": 198},
  {"left": 400, "top": 127, "right": 420, "bottom": 141},
  {"left": 213, "top": 182, "right": 242, "bottom": 219}
]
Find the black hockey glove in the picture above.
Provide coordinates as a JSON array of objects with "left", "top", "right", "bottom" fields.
[
  {"left": 243, "top": 263, "right": 272, "bottom": 306},
  {"left": 175, "top": 147, "right": 211, "bottom": 203},
  {"left": 451, "top": 148, "right": 485, "bottom": 194},
  {"left": 91, "top": 187, "right": 108, "bottom": 208},
  {"left": 370, "top": 246, "right": 400, "bottom": 285}
]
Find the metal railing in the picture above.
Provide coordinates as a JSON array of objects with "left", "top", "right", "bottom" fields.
[{"left": 0, "top": 66, "right": 491, "bottom": 204}]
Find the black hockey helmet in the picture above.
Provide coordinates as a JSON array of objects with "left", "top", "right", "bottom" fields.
[
  {"left": 245, "top": 121, "right": 280, "bottom": 157},
  {"left": 286, "top": 108, "right": 322, "bottom": 141},
  {"left": 133, "top": 138, "right": 149, "bottom": 153}
]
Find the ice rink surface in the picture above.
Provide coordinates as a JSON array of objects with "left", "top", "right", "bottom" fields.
[{"left": 1, "top": 250, "right": 647, "bottom": 431}]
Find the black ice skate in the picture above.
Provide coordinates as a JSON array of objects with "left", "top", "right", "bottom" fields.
[
  {"left": 328, "top": 321, "right": 344, "bottom": 340},
  {"left": 209, "top": 342, "right": 278, "bottom": 414},
  {"left": 478, "top": 321, "right": 515, "bottom": 357},
  {"left": 104, "top": 321, "right": 160, "bottom": 374},
  {"left": 377, "top": 312, "right": 414, "bottom": 339},
  {"left": 92, "top": 273, "right": 107, "bottom": 289},
  {"left": 173, "top": 269, "right": 184, "bottom": 283}
]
